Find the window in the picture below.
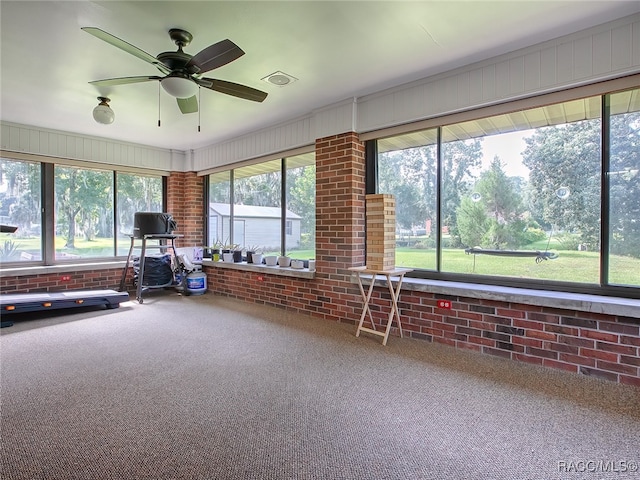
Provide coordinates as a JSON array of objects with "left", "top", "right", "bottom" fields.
[
  {"left": 286, "top": 157, "right": 315, "bottom": 259},
  {"left": 207, "top": 152, "right": 315, "bottom": 259},
  {"left": 378, "top": 130, "right": 437, "bottom": 270},
  {"left": 0, "top": 156, "right": 164, "bottom": 265},
  {"left": 374, "top": 87, "right": 640, "bottom": 295},
  {"left": 0, "top": 158, "right": 41, "bottom": 262},
  {"left": 608, "top": 89, "right": 640, "bottom": 287},
  {"left": 208, "top": 171, "right": 231, "bottom": 248},
  {"left": 54, "top": 165, "right": 114, "bottom": 260},
  {"left": 234, "top": 160, "right": 282, "bottom": 255},
  {"left": 116, "top": 172, "right": 164, "bottom": 256}
]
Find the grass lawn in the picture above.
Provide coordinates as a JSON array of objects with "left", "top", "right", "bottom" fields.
[{"left": 395, "top": 247, "right": 640, "bottom": 285}]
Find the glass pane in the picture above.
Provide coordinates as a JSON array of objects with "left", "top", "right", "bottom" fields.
[
  {"left": 233, "top": 164, "right": 281, "bottom": 256},
  {"left": 116, "top": 173, "right": 163, "bottom": 255},
  {"left": 54, "top": 165, "right": 114, "bottom": 259},
  {"left": 608, "top": 88, "right": 640, "bottom": 286},
  {"left": 208, "top": 171, "right": 230, "bottom": 249},
  {"left": 441, "top": 99, "right": 602, "bottom": 284},
  {"left": 0, "top": 158, "right": 42, "bottom": 263},
  {"left": 286, "top": 154, "right": 316, "bottom": 261},
  {"left": 378, "top": 133, "right": 438, "bottom": 270}
]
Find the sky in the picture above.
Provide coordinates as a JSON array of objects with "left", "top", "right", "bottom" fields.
[{"left": 480, "top": 130, "right": 532, "bottom": 178}]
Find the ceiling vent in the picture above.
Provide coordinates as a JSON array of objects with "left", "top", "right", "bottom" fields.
[{"left": 262, "top": 71, "right": 298, "bottom": 86}]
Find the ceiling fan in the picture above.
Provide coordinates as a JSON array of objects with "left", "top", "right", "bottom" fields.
[{"left": 82, "top": 27, "right": 268, "bottom": 114}]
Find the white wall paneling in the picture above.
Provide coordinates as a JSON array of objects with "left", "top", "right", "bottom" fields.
[
  {"left": 0, "top": 122, "right": 175, "bottom": 171},
  {"left": 356, "top": 13, "right": 640, "bottom": 135}
]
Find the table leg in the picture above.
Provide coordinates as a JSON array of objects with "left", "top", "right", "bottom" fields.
[
  {"left": 119, "top": 236, "right": 135, "bottom": 292},
  {"left": 355, "top": 273, "right": 377, "bottom": 337},
  {"left": 136, "top": 239, "right": 147, "bottom": 303},
  {"left": 382, "top": 274, "right": 406, "bottom": 345}
]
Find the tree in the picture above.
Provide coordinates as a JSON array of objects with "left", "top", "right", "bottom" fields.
[
  {"left": 609, "top": 111, "right": 640, "bottom": 257},
  {"left": 456, "top": 196, "right": 487, "bottom": 247},
  {"left": 378, "top": 146, "right": 437, "bottom": 232},
  {"left": 117, "top": 173, "right": 163, "bottom": 236},
  {"left": 55, "top": 167, "right": 112, "bottom": 248},
  {"left": 441, "top": 138, "right": 483, "bottom": 246},
  {"left": 235, "top": 172, "right": 281, "bottom": 207},
  {"left": 0, "top": 159, "right": 40, "bottom": 236},
  {"left": 456, "top": 157, "right": 527, "bottom": 249},
  {"left": 287, "top": 164, "right": 316, "bottom": 247},
  {"left": 522, "top": 120, "right": 601, "bottom": 249}
]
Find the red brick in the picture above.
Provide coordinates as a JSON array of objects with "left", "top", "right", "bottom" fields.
[
  {"left": 543, "top": 358, "right": 579, "bottom": 373},
  {"left": 581, "top": 329, "right": 619, "bottom": 343}
]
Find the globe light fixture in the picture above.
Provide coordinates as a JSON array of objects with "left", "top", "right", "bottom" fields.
[
  {"left": 160, "top": 72, "right": 198, "bottom": 98},
  {"left": 92, "top": 97, "right": 115, "bottom": 124}
]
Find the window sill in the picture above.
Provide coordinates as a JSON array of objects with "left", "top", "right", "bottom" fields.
[
  {"left": 203, "top": 259, "right": 316, "bottom": 279},
  {"left": 0, "top": 261, "right": 127, "bottom": 278},
  {"left": 355, "top": 275, "right": 640, "bottom": 320}
]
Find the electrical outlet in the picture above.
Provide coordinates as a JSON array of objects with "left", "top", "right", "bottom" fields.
[{"left": 437, "top": 299, "right": 452, "bottom": 309}]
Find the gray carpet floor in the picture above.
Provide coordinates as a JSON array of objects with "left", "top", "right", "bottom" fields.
[{"left": 1, "top": 291, "right": 639, "bottom": 480}]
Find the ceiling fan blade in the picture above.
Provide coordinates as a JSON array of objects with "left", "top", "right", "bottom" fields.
[
  {"left": 89, "top": 76, "right": 162, "bottom": 87},
  {"left": 82, "top": 27, "right": 171, "bottom": 75},
  {"left": 186, "top": 39, "right": 245, "bottom": 74},
  {"left": 177, "top": 96, "right": 198, "bottom": 114},
  {"left": 199, "top": 78, "right": 268, "bottom": 103}
]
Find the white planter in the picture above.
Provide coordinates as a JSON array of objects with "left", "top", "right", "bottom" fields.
[
  {"left": 277, "top": 256, "right": 291, "bottom": 267},
  {"left": 251, "top": 253, "right": 263, "bottom": 265},
  {"left": 223, "top": 252, "right": 234, "bottom": 262},
  {"left": 290, "top": 259, "right": 304, "bottom": 269},
  {"left": 264, "top": 255, "right": 278, "bottom": 266}
]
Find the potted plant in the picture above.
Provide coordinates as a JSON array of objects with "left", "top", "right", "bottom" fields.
[
  {"left": 206, "top": 240, "right": 223, "bottom": 261},
  {"left": 219, "top": 238, "right": 236, "bottom": 262},
  {"left": 245, "top": 245, "right": 263, "bottom": 264},
  {"left": 232, "top": 245, "right": 243, "bottom": 263},
  {"left": 277, "top": 253, "right": 291, "bottom": 267},
  {"left": 290, "top": 258, "right": 304, "bottom": 269},
  {"left": 264, "top": 254, "right": 278, "bottom": 266}
]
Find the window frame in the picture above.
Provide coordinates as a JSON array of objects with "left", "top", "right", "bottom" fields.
[
  {"left": 367, "top": 84, "right": 640, "bottom": 299},
  {"left": 204, "top": 152, "right": 316, "bottom": 258},
  {"left": 0, "top": 153, "right": 166, "bottom": 266}
]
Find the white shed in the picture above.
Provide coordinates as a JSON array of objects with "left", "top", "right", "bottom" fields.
[{"left": 208, "top": 203, "right": 301, "bottom": 251}]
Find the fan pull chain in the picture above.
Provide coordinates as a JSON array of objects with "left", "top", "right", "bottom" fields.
[
  {"left": 198, "top": 87, "right": 201, "bottom": 132},
  {"left": 157, "top": 83, "right": 161, "bottom": 127}
]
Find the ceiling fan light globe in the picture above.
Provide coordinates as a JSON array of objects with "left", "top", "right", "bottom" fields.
[
  {"left": 93, "top": 104, "right": 115, "bottom": 124},
  {"left": 161, "top": 76, "right": 198, "bottom": 98}
]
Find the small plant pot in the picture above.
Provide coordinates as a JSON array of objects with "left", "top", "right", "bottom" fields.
[
  {"left": 211, "top": 249, "right": 220, "bottom": 262},
  {"left": 251, "top": 253, "right": 263, "bottom": 265},
  {"left": 223, "top": 252, "right": 234, "bottom": 262},
  {"left": 264, "top": 255, "right": 278, "bottom": 266},
  {"left": 290, "top": 259, "right": 304, "bottom": 269},
  {"left": 278, "top": 256, "right": 291, "bottom": 267},
  {"left": 232, "top": 250, "right": 243, "bottom": 263}
]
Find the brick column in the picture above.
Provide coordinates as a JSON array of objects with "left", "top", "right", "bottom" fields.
[
  {"left": 166, "top": 171, "right": 203, "bottom": 247},
  {"left": 315, "top": 132, "right": 366, "bottom": 275}
]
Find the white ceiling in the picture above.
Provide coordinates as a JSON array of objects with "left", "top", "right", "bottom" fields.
[{"left": 1, "top": 1, "right": 639, "bottom": 152}]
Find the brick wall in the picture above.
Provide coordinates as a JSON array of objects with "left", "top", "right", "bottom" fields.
[
  {"left": 167, "top": 171, "right": 203, "bottom": 247},
  {"left": 0, "top": 267, "right": 126, "bottom": 294},
  {"left": 391, "top": 293, "right": 639, "bottom": 386}
]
